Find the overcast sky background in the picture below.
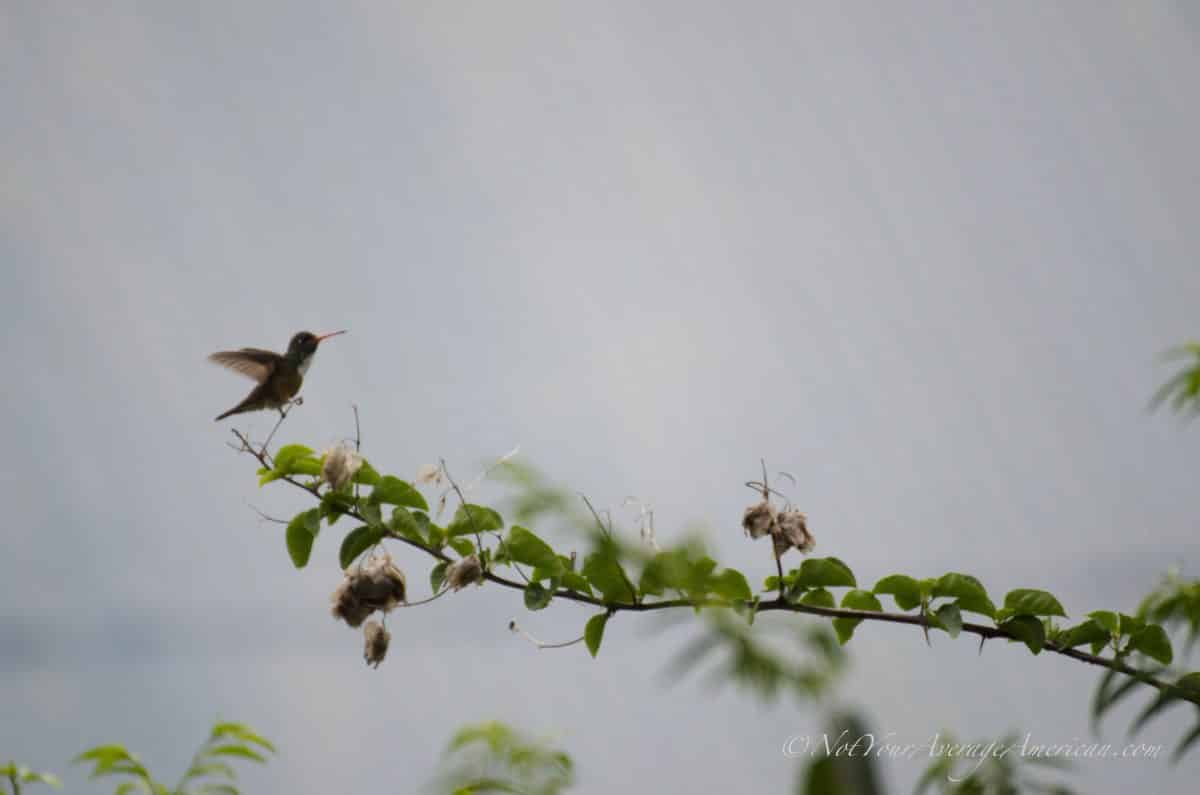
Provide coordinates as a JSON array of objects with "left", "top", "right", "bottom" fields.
[{"left": 3, "top": 2, "right": 1199, "bottom": 792}]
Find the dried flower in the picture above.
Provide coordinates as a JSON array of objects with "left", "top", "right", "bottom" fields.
[
  {"left": 445, "top": 554, "right": 484, "bottom": 591},
  {"left": 415, "top": 463, "right": 443, "bottom": 486},
  {"left": 322, "top": 442, "right": 363, "bottom": 491},
  {"left": 330, "top": 553, "right": 408, "bottom": 627},
  {"left": 776, "top": 509, "right": 814, "bottom": 554},
  {"left": 363, "top": 620, "right": 391, "bottom": 668},
  {"left": 353, "top": 553, "right": 408, "bottom": 610},
  {"left": 742, "top": 500, "right": 778, "bottom": 539},
  {"left": 331, "top": 576, "right": 374, "bottom": 628}
]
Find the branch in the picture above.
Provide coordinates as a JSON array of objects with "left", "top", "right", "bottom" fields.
[{"left": 231, "top": 436, "right": 1200, "bottom": 708}]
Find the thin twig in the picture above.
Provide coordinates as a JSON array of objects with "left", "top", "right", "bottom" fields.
[
  {"left": 248, "top": 504, "right": 288, "bottom": 525},
  {"left": 441, "top": 459, "right": 487, "bottom": 554},
  {"left": 509, "top": 620, "right": 586, "bottom": 650},
  {"left": 394, "top": 588, "right": 450, "bottom": 608},
  {"left": 260, "top": 401, "right": 294, "bottom": 458},
  {"left": 774, "top": 548, "right": 785, "bottom": 599}
]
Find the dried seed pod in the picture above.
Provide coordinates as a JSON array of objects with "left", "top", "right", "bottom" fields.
[
  {"left": 445, "top": 554, "right": 484, "bottom": 591},
  {"left": 363, "top": 620, "right": 390, "bottom": 668},
  {"left": 331, "top": 576, "right": 374, "bottom": 628},
  {"left": 742, "top": 500, "right": 778, "bottom": 539},
  {"left": 775, "top": 509, "right": 815, "bottom": 556},
  {"left": 322, "top": 442, "right": 363, "bottom": 491},
  {"left": 351, "top": 554, "right": 408, "bottom": 611}
]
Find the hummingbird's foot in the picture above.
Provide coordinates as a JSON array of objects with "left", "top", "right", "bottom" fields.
[{"left": 293, "top": 396, "right": 304, "bottom": 407}]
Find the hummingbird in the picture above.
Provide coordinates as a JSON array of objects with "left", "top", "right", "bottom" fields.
[{"left": 209, "top": 330, "right": 346, "bottom": 421}]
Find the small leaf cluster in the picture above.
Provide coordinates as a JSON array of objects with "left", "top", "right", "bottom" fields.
[
  {"left": 669, "top": 615, "right": 846, "bottom": 703},
  {"left": 1151, "top": 342, "right": 1200, "bottom": 417},
  {"left": 73, "top": 722, "right": 273, "bottom": 795},
  {"left": 434, "top": 721, "right": 573, "bottom": 795},
  {"left": 914, "top": 731, "right": 1075, "bottom": 795},
  {"left": 1137, "top": 569, "right": 1200, "bottom": 651},
  {"left": 1, "top": 762, "right": 60, "bottom": 794}
]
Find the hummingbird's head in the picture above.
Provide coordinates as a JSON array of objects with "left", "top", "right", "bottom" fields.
[{"left": 287, "top": 330, "right": 346, "bottom": 361}]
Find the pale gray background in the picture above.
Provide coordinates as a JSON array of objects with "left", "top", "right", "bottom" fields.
[{"left": 2, "top": 2, "right": 1198, "bottom": 792}]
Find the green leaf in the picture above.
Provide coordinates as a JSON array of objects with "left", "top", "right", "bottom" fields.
[
  {"left": 1130, "top": 691, "right": 1181, "bottom": 737},
  {"left": 1057, "top": 619, "right": 1110, "bottom": 650},
  {"left": 530, "top": 565, "right": 558, "bottom": 583},
  {"left": 585, "top": 613, "right": 608, "bottom": 657},
  {"left": 524, "top": 582, "right": 553, "bottom": 611},
  {"left": 953, "top": 593, "right": 997, "bottom": 619},
  {"left": 799, "top": 588, "right": 836, "bottom": 608},
  {"left": 710, "top": 569, "right": 752, "bottom": 602},
  {"left": 1088, "top": 610, "right": 1120, "bottom": 636},
  {"left": 1001, "top": 615, "right": 1046, "bottom": 654},
  {"left": 357, "top": 500, "right": 383, "bottom": 528},
  {"left": 832, "top": 589, "right": 882, "bottom": 644},
  {"left": 560, "top": 570, "right": 593, "bottom": 595},
  {"left": 842, "top": 589, "right": 882, "bottom": 613},
  {"left": 368, "top": 476, "right": 428, "bottom": 510},
  {"left": 639, "top": 549, "right": 697, "bottom": 596},
  {"left": 1119, "top": 613, "right": 1146, "bottom": 637},
  {"left": 338, "top": 525, "right": 384, "bottom": 569},
  {"left": 390, "top": 508, "right": 427, "bottom": 544},
  {"left": 505, "top": 526, "right": 562, "bottom": 572},
  {"left": 928, "top": 572, "right": 996, "bottom": 618},
  {"left": 873, "top": 574, "right": 921, "bottom": 610},
  {"left": 352, "top": 461, "right": 381, "bottom": 486},
  {"left": 425, "top": 520, "right": 446, "bottom": 549},
  {"left": 274, "top": 444, "right": 317, "bottom": 475},
  {"left": 831, "top": 618, "right": 857, "bottom": 645},
  {"left": 1092, "top": 668, "right": 1144, "bottom": 731},
  {"left": 934, "top": 603, "right": 963, "bottom": 638},
  {"left": 320, "top": 490, "right": 355, "bottom": 525},
  {"left": 1176, "top": 672, "right": 1200, "bottom": 696},
  {"left": 446, "top": 504, "right": 504, "bottom": 537},
  {"left": 207, "top": 744, "right": 266, "bottom": 763},
  {"left": 1130, "top": 624, "right": 1173, "bottom": 665},
  {"left": 285, "top": 509, "right": 320, "bottom": 568},
  {"left": 793, "top": 557, "right": 856, "bottom": 589},
  {"left": 210, "top": 722, "right": 275, "bottom": 752},
  {"left": 932, "top": 572, "right": 988, "bottom": 602},
  {"left": 448, "top": 537, "right": 475, "bottom": 557},
  {"left": 1172, "top": 722, "right": 1200, "bottom": 763},
  {"left": 74, "top": 744, "right": 134, "bottom": 763},
  {"left": 430, "top": 561, "right": 449, "bottom": 592},
  {"left": 183, "top": 761, "right": 236, "bottom": 781},
  {"left": 582, "top": 548, "right": 636, "bottom": 603},
  {"left": 1004, "top": 588, "right": 1067, "bottom": 618}
]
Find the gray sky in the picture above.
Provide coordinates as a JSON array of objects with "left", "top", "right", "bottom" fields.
[{"left": 3, "top": 2, "right": 1198, "bottom": 792}]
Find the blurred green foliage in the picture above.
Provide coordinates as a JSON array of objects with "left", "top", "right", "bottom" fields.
[
  {"left": 73, "top": 721, "right": 273, "bottom": 795},
  {"left": 1151, "top": 343, "right": 1200, "bottom": 417},
  {"left": 433, "top": 722, "right": 573, "bottom": 795}
]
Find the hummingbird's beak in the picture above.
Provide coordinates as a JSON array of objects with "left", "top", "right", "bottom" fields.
[{"left": 315, "top": 330, "right": 347, "bottom": 343}]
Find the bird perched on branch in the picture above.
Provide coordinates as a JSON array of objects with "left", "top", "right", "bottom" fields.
[{"left": 209, "top": 330, "right": 345, "bottom": 421}]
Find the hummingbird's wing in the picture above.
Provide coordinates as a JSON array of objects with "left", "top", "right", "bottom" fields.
[{"left": 207, "top": 348, "right": 280, "bottom": 384}]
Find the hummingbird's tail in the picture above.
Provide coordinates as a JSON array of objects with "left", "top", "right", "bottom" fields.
[{"left": 215, "top": 392, "right": 270, "bottom": 421}]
